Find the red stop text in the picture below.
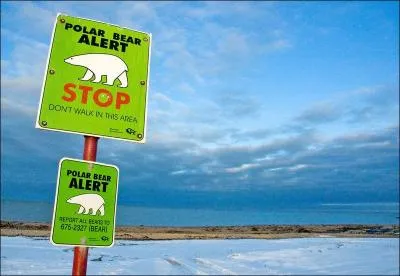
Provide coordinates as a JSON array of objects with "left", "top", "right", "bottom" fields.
[{"left": 62, "top": 83, "right": 130, "bottom": 110}]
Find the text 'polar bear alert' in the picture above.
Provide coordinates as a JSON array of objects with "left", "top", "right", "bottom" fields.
[{"left": 64, "top": 53, "right": 129, "bottom": 88}]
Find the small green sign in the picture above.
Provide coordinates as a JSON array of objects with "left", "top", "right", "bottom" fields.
[
  {"left": 51, "top": 158, "right": 119, "bottom": 247},
  {"left": 36, "top": 13, "right": 151, "bottom": 142}
]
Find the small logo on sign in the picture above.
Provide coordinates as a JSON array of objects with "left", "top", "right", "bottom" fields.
[
  {"left": 126, "top": 128, "right": 136, "bottom": 135},
  {"left": 126, "top": 128, "right": 143, "bottom": 140}
]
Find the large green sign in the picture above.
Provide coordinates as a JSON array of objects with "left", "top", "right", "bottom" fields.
[
  {"left": 36, "top": 14, "right": 151, "bottom": 142},
  {"left": 51, "top": 158, "right": 119, "bottom": 247}
]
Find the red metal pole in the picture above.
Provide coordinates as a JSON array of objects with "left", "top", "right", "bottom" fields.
[
  {"left": 82, "top": 136, "right": 99, "bottom": 162},
  {"left": 72, "top": 135, "right": 99, "bottom": 276}
]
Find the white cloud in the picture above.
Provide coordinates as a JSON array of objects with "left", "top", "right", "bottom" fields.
[
  {"left": 115, "top": 2, "right": 159, "bottom": 30},
  {"left": 184, "top": 2, "right": 274, "bottom": 21},
  {"left": 1, "top": 28, "right": 49, "bottom": 50},
  {"left": 296, "top": 101, "right": 342, "bottom": 124},
  {"left": 17, "top": 2, "right": 55, "bottom": 34},
  {"left": 177, "top": 82, "right": 196, "bottom": 94},
  {"left": 170, "top": 169, "right": 188, "bottom": 175},
  {"left": 1, "top": 97, "right": 37, "bottom": 117},
  {"left": 2, "top": 1, "right": 397, "bottom": 198},
  {"left": 255, "top": 155, "right": 275, "bottom": 162},
  {"left": 269, "top": 168, "right": 284, "bottom": 172},
  {"left": 288, "top": 164, "right": 309, "bottom": 171},
  {"left": 352, "top": 85, "right": 385, "bottom": 96},
  {"left": 148, "top": 92, "right": 192, "bottom": 127},
  {"left": 225, "top": 163, "right": 260, "bottom": 173},
  {"left": 1, "top": 33, "right": 48, "bottom": 79},
  {"left": 151, "top": 92, "right": 174, "bottom": 105},
  {"left": 216, "top": 30, "right": 251, "bottom": 56},
  {"left": 265, "top": 38, "right": 292, "bottom": 51},
  {"left": 254, "top": 150, "right": 288, "bottom": 162},
  {"left": 1, "top": 76, "right": 42, "bottom": 95},
  {"left": 354, "top": 141, "right": 392, "bottom": 148}
]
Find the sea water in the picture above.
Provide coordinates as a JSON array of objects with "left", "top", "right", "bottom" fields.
[{"left": 1, "top": 200, "right": 398, "bottom": 226}]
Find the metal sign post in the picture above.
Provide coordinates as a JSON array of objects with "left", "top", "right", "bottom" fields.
[
  {"left": 35, "top": 13, "right": 150, "bottom": 276},
  {"left": 72, "top": 135, "right": 98, "bottom": 276}
]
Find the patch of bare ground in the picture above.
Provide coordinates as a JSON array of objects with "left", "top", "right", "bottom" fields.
[{"left": 1, "top": 220, "right": 398, "bottom": 240}]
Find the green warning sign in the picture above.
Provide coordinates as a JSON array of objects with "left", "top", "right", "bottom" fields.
[
  {"left": 51, "top": 158, "right": 119, "bottom": 247},
  {"left": 36, "top": 13, "right": 151, "bottom": 143}
]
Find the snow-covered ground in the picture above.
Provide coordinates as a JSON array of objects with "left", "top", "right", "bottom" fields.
[{"left": 1, "top": 237, "right": 398, "bottom": 275}]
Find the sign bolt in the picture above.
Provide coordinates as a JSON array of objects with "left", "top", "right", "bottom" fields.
[
  {"left": 143, "top": 37, "right": 149, "bottom": 42},
  {"left": 140, "top": 80, "right": 146, "bottom": 85},
  {"left": 60, "top": 18, "right": 65, "bottom": 23},
  {"left": 49, "top": 69, "right": 55, "bottom": 75},
  {"left": 41, "top": 121, "right": 47, "bottom": 127},
  {"left": 80, "top": 237, "right": 87, "bottom": 245}
]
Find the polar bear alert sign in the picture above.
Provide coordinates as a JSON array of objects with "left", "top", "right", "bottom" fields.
[
  {"left": 51, "top": 158, "right": 119, "bottom": 247},
  {"left": 36, "top": 14, "right": 151, "bottom": 143}
]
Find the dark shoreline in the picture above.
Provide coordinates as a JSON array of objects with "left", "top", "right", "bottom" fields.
[{"left": 1, "top": 220, "right": 399, "bottom": 240}]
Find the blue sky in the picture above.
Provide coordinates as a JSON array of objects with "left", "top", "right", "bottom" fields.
[{"left": 1, "top": 1, "right": 399, "bottom": 211}]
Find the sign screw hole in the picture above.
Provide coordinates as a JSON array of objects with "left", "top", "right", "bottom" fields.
[
  {"left": 49, "top": 69, "right": 55, "bottom": 75},
  {"left": 140, "top": 80, "right": 146, "bottom": 85},
  {"left": 143, "top": 37, "right": 149, "bottom": 42},
  {"left": 60, "top": 18, "right": 65, "bottom": 23},
  {"left": 41, "top": 121, "right": 47, "bottom": 127}
]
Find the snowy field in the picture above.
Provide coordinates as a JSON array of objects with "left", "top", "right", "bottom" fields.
[{"left": 1, "top": 237, "right": 399, "bottom": 275}]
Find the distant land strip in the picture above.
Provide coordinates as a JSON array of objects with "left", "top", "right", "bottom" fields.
[{"left": 1, "top": 221, "right": 399, "bottom": 240}]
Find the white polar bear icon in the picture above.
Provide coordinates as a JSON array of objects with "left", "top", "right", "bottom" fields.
[
  {"left": 64, "top": 53, "right": 129, "bottom": 88},
  {"left": 67, "top": 193, "right": 105, "bottom": 216}
]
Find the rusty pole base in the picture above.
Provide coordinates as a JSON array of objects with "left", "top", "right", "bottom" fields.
[
  {"left": 71, "top": 136, "right": 99, "bottom": 276},
  {"left": 72, "top": 246, "right": 89, "bottom": 276}
]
